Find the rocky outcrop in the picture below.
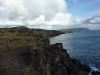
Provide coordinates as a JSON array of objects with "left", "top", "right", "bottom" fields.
[
  {"left": 34, "top": 29, "right": 64, "bottom": 38},
  {"left": 7, "top": 26, "right": 64, "bottom": 38},
  {"left": 0, "top": 41, "right": 91, "bottom": 75},
  {"left": 0, "top": 26, "right": 91, "bottom": 75},
  {"left": 91, "top": 70, "right": 100, "bottom": 75}
]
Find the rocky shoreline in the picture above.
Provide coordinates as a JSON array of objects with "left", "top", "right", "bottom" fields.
[{"left": 0, "top": 26, "right": 99, "bottom": 75}]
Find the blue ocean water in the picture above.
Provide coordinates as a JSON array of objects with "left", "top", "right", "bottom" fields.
[{"left": 50, "top": 30, "right": 100, "bottom": 71}]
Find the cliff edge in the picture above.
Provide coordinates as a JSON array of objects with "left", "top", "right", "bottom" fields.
[{"left": 0, "top": 26, "right": 91, "bottom": 75}]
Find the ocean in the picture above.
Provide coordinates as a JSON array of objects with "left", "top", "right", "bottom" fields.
[{"left": 50, "top": 30, "right": 100, "bottom": 71}]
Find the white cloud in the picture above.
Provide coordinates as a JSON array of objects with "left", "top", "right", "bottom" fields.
[
  {"left": 0, "top": 20, "right": 23, "bottom": 25},
  {"left": 46, "top": 13, "right": 71, "bottom": 25},
  {"left": 0, "top": 0, "right": 100, "bottom": 30},
  {"left": 0, "top": 0, "right": 72, "bottom": 26},
  {"left": 90, "top": 17, "right": 100, "bottom": 24},
  {"left": 72, "top": 18, "right": 82, "bottom": 25},
  {"left": 24, "top": 15, "right": 45, "bottom": 25}
]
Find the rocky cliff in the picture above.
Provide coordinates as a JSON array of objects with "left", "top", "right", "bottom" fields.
[
  {"left": 0, "top": 26, "right": 91, "bottom": 75},
  {"left": 6, "top": 26, "right": 64, "bottom": 38}
]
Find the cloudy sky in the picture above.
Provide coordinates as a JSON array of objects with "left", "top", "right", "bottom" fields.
[{"left": 0, "top": 0, "right": 100, "bottom": 30}]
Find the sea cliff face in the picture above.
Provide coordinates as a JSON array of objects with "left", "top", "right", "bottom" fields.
[{"left": 0, "top": 26, "right": 91, "bottom": 75}]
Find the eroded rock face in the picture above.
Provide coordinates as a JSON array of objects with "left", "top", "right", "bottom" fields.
[
  {"left": 0, "top": 27, "right": 91, "bottom": 75},
  {"left": 0, "top": 41, "right": 91, "bottom": 75}
]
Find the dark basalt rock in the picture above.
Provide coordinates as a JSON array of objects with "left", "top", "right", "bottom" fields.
[
  {"left": 91, "top": 70, "right": 100, "bottom": 75},
  {"left": 0, "top": 41, "right": 91, "bottom": 75}
]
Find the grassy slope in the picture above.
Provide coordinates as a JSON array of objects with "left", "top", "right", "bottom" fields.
[
  {"left": 0, "top": 26, "right": 44, "bottom": 50},
  {"left": 0, "top": 26, "right": 64, "bottom": 51}
]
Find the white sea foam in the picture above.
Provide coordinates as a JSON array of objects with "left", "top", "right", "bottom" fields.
[
  {"left": 90, "top": 64, "right": 98, "bottom": 71},
  {"left": 89, "top": 64, "right": 99, "bottom": 75}
]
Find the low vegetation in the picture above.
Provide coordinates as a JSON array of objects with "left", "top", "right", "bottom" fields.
[{"left": 0, "top": 26, "right": 45, "bottom": 51}]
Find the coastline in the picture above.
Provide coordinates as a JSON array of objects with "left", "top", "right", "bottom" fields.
[
  {"left": 50, "top": 30, "right": 100, "bottom": 75},
  {"left": 0, "top": 26, "right": 92, "bottom": 75}
]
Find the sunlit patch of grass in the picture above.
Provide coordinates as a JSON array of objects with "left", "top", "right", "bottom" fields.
[{"left": 23, "top": 66, "right": 30, "bottom": 75}]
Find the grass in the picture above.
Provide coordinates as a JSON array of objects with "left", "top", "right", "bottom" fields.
[
  {"left": 0, "top": 27, "right": 45, "bottom": 51},
  {"left": 23, "top": 66, "right": 30, "bottom": 75}
]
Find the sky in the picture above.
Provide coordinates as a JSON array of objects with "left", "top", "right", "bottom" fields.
[{"left": 0, "top": 0, "right": 100, "bottom": 30}]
